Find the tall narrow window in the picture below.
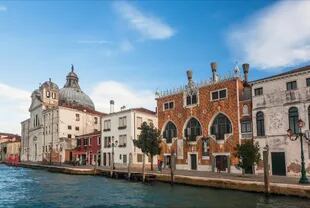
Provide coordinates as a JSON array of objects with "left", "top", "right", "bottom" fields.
[
  {"left": 186, "top": 93, "right": 198, "bottom": 106},
  {"left": 256, "top": 112, "right": 265, "bottom": 136},
  {"left": 184, "top": 118, "right": 201, "bottom": 141},
  {"left": 308, "top": 106, "right": 310, "bottom": 129},
  {"left": 211, "top": 114, "right": 232, "bottom": 140},
  {"left": 75, "top": 114, "right": 80, "bottom": 121},
  {"left": 289, "top": 107, "right": 299, "bottom": 134},
  {"left": 163, "top": 121, "right": 177, "bottom": 143},
  {"left": 286, "top": 81, "right": 297, "bottom": 91}
]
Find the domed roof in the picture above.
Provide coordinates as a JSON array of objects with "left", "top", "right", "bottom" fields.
[
  {"left": 40, "top": 78, "right": 59, "bottom": 90},
  {"left": 59, "top": 65, "right": 95, "bottom": 110}
]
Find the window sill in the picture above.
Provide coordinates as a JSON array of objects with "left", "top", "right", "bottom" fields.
[
  {"left": 118, "top": 126, "right": 127, "bottom": 130},
  {"left": 211, "top": 97, "right": 227, "bottom": 102},
  {"left": 255, "top": 136, "right": 267, "bottom": 139},
  {"left": 184, "top": 104, "right": 198, "bottom": 108},
  {"left": 103, "top": 129, "right": 111, "bottom": 132},
  {"left": 202, "top": 156, "right": 210, "bottom": 160},
  {"left": 216, "top": 140, "right": 225, "bottom": 144}
]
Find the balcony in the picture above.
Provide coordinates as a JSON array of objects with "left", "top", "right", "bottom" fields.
[
  {"left": 118, "top": 144, "right": 127, "bottom": 148},
  {"left": 118, "top": 126, "right": 127, "bottom": 130},
  {"left": 285, "top": 90, "right": 299, "bottom": 103},
  {"left": 253, "top": 87, "right": 307, "bottom": 109}
]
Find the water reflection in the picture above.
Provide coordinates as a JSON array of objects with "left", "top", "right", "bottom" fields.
[{"left": 0, "top": 165, "right": 308, "bottom": 208}]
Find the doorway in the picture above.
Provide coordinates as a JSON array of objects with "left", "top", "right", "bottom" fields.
[
  {"left": 215, "top": 155, "right": 228, "bottom": 172},
  {"left": 271, "top": 152, "right": 286, "bottom": 176},
  {"left": 164, "top": 155, "right": 171, "bottom": 168},
  {"left": 190, "top": 154, "right": 197, "bottom": 170}
]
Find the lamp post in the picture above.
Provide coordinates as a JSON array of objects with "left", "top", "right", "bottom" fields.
[{"left": 287, "top": 119, "right": 309, "bottom": 184}]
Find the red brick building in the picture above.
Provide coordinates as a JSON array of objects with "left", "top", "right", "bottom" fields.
[
  {"left": 156, "top": 63, "right": 252, "bottom": 173},
  {"left": 72, "top": 131, "right": 101, "bottom": 166}
]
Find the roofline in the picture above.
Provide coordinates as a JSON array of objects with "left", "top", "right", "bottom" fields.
[
  {"left": 75, "top": 131, "right": 101, "bottom": 138},
  {"left": 103, "top": 107, "right": 156, "bottom": 117},
  {"left": 250, "top": 65, "right": 310, "bottom": 85}
]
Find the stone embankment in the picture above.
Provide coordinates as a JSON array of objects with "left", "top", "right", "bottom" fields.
[{"left": 7, "top": 162, "right": 310, "bottom": 199}]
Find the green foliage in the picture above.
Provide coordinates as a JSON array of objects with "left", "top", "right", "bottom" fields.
[
  {"left": 235, "top": 140, "right": 261, "bottom": 171},
  {"left": 133, "top": 122, "right": 161, "bottom": 158}
]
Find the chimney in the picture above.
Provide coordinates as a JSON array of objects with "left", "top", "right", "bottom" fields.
[
  {"left": 242, "top": 63, "right": 249, "bottom": 83},
  {"left": 210, "top": 62, "right": 217, "bottom": 82},
  {"left": 110, "top": 100, "right": 114, "bottom": 113},
  {"left": 186, "top": 70, "right": 193, "bottom": 82}
]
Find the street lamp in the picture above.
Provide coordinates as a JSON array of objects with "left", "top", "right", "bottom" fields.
[{"left": 287, "top": 119, "right": 310, "bottom": 184}]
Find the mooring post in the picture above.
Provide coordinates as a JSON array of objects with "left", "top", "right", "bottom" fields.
[
  {"left": 128, "top": 153, "right": 132, "bottom": 180},
  {"left": 170, "top": 152, "right": 175, "bottom": 186},
  {"left": 263, "top": 145, "right": 270, "bottom": 196}
]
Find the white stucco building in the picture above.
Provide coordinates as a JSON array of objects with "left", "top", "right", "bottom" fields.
[
  {"left": 101, "top": 101, "right": 157, "bottom": 168},
  {"left": 21, "top": 66, "right": 103, "bottom": 163},
  {"left": 252, "top": 65, "right": 310, "bottom": 176}
]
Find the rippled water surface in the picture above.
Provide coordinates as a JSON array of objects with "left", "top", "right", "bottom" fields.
[{"left": 0, "top": 164, "right": 309, "bottom": 208}]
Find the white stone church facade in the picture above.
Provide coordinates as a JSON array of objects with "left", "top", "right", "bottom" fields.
[{"left": 21, "top": 66, "right": 103, "bottom": 163}]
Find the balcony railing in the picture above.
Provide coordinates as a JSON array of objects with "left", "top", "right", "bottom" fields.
[{"left": 253, "top": 87, "right": 309, "bottom": 109}]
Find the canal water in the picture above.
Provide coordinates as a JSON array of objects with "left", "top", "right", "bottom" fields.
[{"left": 0, "top": 165, "right": 309, "bottom": 208}]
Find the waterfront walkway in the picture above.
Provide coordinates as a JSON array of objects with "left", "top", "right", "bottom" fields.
[{"left": 9, "top": 162, "right": 310, "bottom": 199}]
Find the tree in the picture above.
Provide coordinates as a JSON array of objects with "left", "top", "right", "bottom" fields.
[
  {"left": 133, "top": 122, "right": 161, "bottom": 171},
  {"left": 235, "top": 140, "right": 261, "bottom": 174}
]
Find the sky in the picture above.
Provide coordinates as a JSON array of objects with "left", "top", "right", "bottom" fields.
[{"left": 1, "top": 0, "right": 310, "bottom": 134}]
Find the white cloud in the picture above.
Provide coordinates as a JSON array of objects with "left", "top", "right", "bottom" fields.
[
  {"left": 0, "top": 83, "right": 30, "bottom": 134},
  {"left": 90, "top": 81, "right": 155, "bottom": 113},
  {"left": 0, "top": 5, "right": 7, "bottom": 12},
  {"left": 228, "top": 1, "right": 310, "bottom": 70},
  {"left": 114, "top": 1, "right": 175, "bottom": 40}
]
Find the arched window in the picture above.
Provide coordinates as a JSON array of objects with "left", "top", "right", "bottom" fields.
[
  {"left": 256, "top": 111, "right": 265, "bottom": 136},
  {"left": 163, "top": 121, "right": 177, "bottom": 143},
  {"left": 211, "top": 114, "right": 232, "bottom": 140},
  {"left": 289, "top": 107, "right": 299, "bottom": 134},
  {"left": 184, "top": 118, "right": 202, "bottom": 141}
]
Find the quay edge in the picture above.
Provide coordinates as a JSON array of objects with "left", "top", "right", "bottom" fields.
[{"left": 4, "top": 162, "right": 310, "bottom": 199}]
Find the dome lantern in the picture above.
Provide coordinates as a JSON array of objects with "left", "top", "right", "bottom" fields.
[{"left": 59, "top": 65, "right": 95, "bottom": 110}]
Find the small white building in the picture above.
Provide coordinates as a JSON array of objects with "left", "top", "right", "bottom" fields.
[
  {"left": 21, "top": 66, "right": 103, "bottom": 163},
  {"left": 101, "top": 101, "right": 157, "bottom": 168},
  {"left": 252, "top": 65, "right": 310, "bottom": 176}
]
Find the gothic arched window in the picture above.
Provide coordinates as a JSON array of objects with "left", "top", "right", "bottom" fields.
[
  {"left": 256, "top": 111, "right": 265, "bottom": 136},
  {"left": 163, "top": 121, "right": 177, "bottom": 143},
  {"left": 211, "top": 114, "right": 232, "bottom": 140},
  {"left": 289, "top": 107, "right": 299, "bottom": 134},
  {"left": 184, "top": 118, "right": 202, "bottom": 141}
]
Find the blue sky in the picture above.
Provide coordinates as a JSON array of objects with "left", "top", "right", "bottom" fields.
[{"left": 1, "top": 0, "right": 310, "bottom": 133}]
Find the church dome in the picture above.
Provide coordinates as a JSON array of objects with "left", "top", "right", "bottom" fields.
[
  {"left": 59, "top": 65, "right": 95, "bottom": 110},
  {"left": 40, "top": 78, "right": 59, "bottom": 90}
]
